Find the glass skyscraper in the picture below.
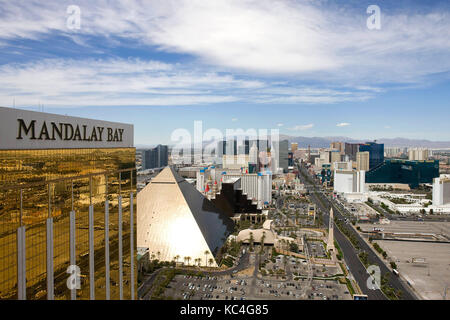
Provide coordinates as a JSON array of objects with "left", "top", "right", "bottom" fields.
[
  {"left": 0, "top": 107, "right": 136, "bottom": 300},
  {"left": 359, "top": 142, "right": 384, "bottom": 170},
  {"left": 365, "top": 159, "right": 439, "bottom": 189},
  {"left": 142, "top": 145, "right": 168, "bottom": 169}
]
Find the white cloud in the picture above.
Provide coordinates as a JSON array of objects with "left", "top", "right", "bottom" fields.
[
  {"left": 0, "top": 0, "right": 449, "bottom": 106},
  {"left": 0, "top": 58, "right": 380, "bottom": 107},
  {"left": 0, "top": 58, "right": 250, "bottom": 107},
  {"left": 231, "top": 118, "right": 238, "bottom": 122},
  {"left": 0, "top": 1, "right": 448, "bottom": 84},
  {"left": 289, "top": 124, "right": 314, "bottom": 131},
  {"left": 277, "top": 123, "right": 284, "bottom": 127},
  {"left": 336, "top": 122, "right": 351, "bottom": 127}
]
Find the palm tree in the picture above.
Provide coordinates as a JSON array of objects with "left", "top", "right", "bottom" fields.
[
  {"left": 282, "top": 239, "right": 287, "bottom": 251},
  {"left": 208, "top": 258, "right": 214, "bottom": 267},
  {"left": 174, "top": 255, "right": 180, "bottom": 265},
  {"left": 157, "top": 251, "right": 161, "bottom": 261},
  {"left": 260, "top": 231, "right": 266, "bottom": 254},
  {"left": 186, "top": 256, "right": 191, "bottom": 266},
  {"left": 204, "top": 250, "right": 209, "bottom": 266},
  {"left": 151, "top": 253, "right": 156, "bottom": 261},
  {"left": 183, "top": 256, "right": 188, "bottom": 265},
  {"left": 249, "top": 232, "right": 254, "bottom": 251}
]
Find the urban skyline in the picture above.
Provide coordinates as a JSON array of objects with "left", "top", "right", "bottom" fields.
[
  {"left": 0, "top": 1, "right": 449, "bottom": 143},
  {"left": 1, "top": 0, "right": 450, "bottom": 305}
]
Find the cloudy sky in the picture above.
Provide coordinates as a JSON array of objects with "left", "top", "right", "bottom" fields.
[{"left": 1, "top": 0, "right": 449, "bottom": 144}]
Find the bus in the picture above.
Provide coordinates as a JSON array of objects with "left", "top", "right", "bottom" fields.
[{"left": 353, "top": 294, "right": 368, "bottom": 300}]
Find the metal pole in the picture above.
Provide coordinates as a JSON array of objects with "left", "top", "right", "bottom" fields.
[
  {"left": 89, "top": 204, "right": 95, "bottom": 300},
  {"left": 46, "top": 218, "right": 54, "bottom": 300},
  {"left": 48, "top": 183, "right": 51, "bottom": 218},
  {"left": 105, "top": 198, "right": 110, "bottom": 300},
  {"left": 70, "top": 210, "right": 76, "bottom": 300},
  {"left": 17, "top": 226, "right": 26, "bottom": 300},
  {"left": 71, "top": 180, "right": 74, "bottom": 211},
  {"left": 20, "top": 189, "right": 23, "bottom": 226},
  {"left": 130, "top": 191, "right": 135, "bottom": 300},
  {"left": 118, "top": 196, "right": 123, "bottom": 300}
]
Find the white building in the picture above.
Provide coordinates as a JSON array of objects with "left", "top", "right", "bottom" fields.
[
  {"left": 408, "top": 148, "right": 429, "bottom": 161},
  {"left": 333, "top": 161, "right": 353, "bottom": 171},
  {"left": 334, "top": 170, "right": 366, "bottom": 194},
  {"left": 356, "top": 151, "right": 370, "bottom": 171},
  {"left": 385, "top": 147, "right": 407, "bottom": 158},
  {"left": 432, "top": 174, "right": 450, "bottom": 206},
  {"left": 221, "top": 170, "right": 272, "bottom": 209}
]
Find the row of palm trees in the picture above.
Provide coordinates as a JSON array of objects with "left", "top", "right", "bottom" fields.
[{"left": 150, "top": 250, "right": 215, "bottom": 267}]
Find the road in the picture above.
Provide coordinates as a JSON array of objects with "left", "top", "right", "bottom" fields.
[{"left": 297, "top": 163, "right": 416, "bottom": 300}]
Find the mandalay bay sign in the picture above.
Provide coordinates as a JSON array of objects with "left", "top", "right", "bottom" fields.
[{"left": 0, "top": 106, "right": 134, "bottom": 149}]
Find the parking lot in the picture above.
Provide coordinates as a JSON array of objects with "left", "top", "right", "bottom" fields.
[
  {"left": 164, "top": 274, "right": 251, "bottom": 300},
  {"left": 159, "top": 250, "right": 352, "bottom": 300},
  {"left": 307, "top": 241, "right": 327, "bottom": 258},
  {"left": 161, "top": 272, "right": 352, "bottom": 300}
]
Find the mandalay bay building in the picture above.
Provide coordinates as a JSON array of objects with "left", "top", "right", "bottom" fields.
[{"left": 0, "top": 106, "right": 136, "bottom": 300}]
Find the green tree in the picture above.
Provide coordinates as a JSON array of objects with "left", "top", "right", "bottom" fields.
[{"left": 249, "top": 232, "right": 254, "bottom": 251}]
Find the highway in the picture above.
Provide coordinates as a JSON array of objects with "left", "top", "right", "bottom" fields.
[{"left": 297, "top": 163, "right": 416, "bottom": 300}]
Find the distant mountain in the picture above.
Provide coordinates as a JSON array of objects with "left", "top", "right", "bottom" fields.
[
  {"left": 376, "top": 138, "right": 450, "bottom": 148},
  {"left": 279, "top": 135, "right": 450, "bottom": 149},
  {"left": 137, "top": 136, "right": 450, "bottom": 150}
]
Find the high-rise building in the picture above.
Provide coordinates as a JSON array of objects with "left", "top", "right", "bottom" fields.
[
  {"left": 356, "top": 151, "right": 370, "bottom": 171},
  {"left": 288, "top": 152, "right": 294, "bottom": 167},
  {"left": 330, "top": 142, "right": 345, "bottom": 155},
  {"left": 278, "top": 140, "right": 289, "bottom": 173},
  {"left": 0, "top": 107, "right": 136, "bottom": 300},
  {"left": 432, "top": 174, "right": 450, "bottom": 206},
  {"left": 219, "top": 139, "right": 288, "bottom": 173},
  {"left": 344, "top": 143, "right": 362, "bottom": 161},
  {"left": 291, "top": 143, "right": 298, "bottom": 152},
  {"left": 330, "top": 150, "right": 341, "bottom": 168},
  {"left": 334, "top": 170, "right": 365, "bottom": 194},
  {"left": 142, "top": 144, "right": 168, "bottom": 169},
  {"left": 408, "top": 148, "right": 429, "bottom": 161},
  {"left": 359, "top": 142, "right": 384, "bottom": 169},
  {"left": 334, "top": 161, "right": 353, "bottom": 171},
  {"left": 365, "top": 159, "right": 439, "bottom": 189},
  {"left": 385, "top": 147, "right": 407, "bottom": 158}
]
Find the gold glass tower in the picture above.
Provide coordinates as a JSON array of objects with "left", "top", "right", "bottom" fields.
[{"left": 0, "top": 107, "right": 136, "bottom": 300}]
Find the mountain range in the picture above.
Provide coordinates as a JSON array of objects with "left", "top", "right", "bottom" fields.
[
  {"left": 279, "top": 135, "right": 450, "bottom": 149},
  {"left": 136, "top": 136, "right": 450, "bottom": 149}
]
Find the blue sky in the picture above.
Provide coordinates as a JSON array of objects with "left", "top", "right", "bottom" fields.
[{"left": 0, "top": 0, "right": 449, "bottom": 145}]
